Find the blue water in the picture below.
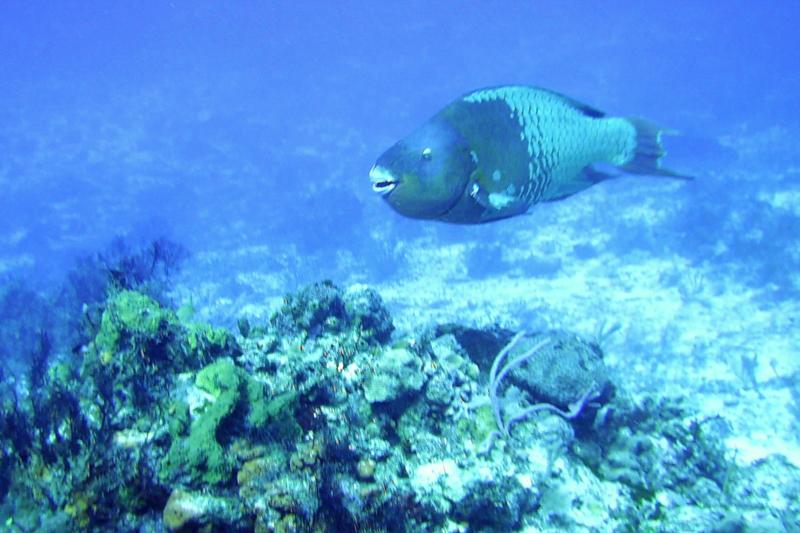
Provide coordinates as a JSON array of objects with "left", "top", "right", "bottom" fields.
[
  {"left": 2, "top": 2, "right": 800, "bottom": 530},
  {"left": 1, "top": 1, "right": 798, "bottom": 287}
]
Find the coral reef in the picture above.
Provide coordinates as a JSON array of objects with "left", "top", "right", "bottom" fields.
[{"left": 0, "top": 279, "right": 797, "bottom": 531}]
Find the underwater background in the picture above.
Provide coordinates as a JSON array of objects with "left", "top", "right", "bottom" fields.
[{"left": 1, "top": 1, "right": 799, "bottom": 531}]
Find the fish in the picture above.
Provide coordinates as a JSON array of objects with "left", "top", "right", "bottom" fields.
[{"left": 369, "top": 85, "right": 691, "bottom": 224}]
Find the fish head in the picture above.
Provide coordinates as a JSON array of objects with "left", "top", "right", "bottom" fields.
[{"left": 370, "top": 118, "right": 474, "bottom": 219}]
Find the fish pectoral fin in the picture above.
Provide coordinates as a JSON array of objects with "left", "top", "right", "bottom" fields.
[
  {"left": 582, "top": 165, "right": 622, "bottom": 184},
  {"left": 542, "top": 165, "right": 619, "bottom": 202},
  {"left": 468, "top": 182, "right": 528, "bottom": 218}
]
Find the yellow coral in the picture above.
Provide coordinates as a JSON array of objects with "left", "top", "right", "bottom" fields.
[{"left": 100, "top": 349, "right": 114, "bottom": 365}]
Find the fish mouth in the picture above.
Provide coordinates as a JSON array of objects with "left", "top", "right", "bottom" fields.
[{"left": 369, "top": 165, "right": 398, "bottom": 196}]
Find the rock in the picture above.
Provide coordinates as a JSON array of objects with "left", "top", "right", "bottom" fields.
[
  {"left": 344, "top": 284, "right": 394, "bottom": 344},
  {"left": 162, "top": 488, "right": 240, "bottom": 530},
  {"left": 363, "top": 347, "right": 426, "bottom": 403},
  {"left": 511, "top": 330, "right": 612, "bottom": 409},
  {"left": 356, "top": 458, "right": 377, "bottom": 481}
]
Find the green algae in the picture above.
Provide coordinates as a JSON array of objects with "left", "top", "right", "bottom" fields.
[
  {"left": 159, "top": 358, "right": 294, "bottom": 486},
  {"left": 94, "top": 290, "right": 176, "bottom": 353},
  {"left": 161, "top": 359, "right": 243, "bottom": 485},
  {"left": 88, "top": 289, "right": 182, "bottom": 370},
  {"left": 457, "top": 404, "right": 497, "bottom": 445},
  {"left": 185, "top": 321, "right": 239, "bottom": 361}
]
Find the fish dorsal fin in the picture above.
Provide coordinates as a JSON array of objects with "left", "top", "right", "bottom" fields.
[
  {"left": 541, "top": 87, "right": 607, "bottom": 118},
  {"left": 465, "top": 85, "right": 607, "bottom": 119}
]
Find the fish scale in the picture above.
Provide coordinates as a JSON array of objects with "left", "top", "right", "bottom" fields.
[{"left": 464, "top": 86, "right": 635, "bottom": 202}]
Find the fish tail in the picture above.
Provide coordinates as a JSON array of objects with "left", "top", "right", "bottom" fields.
[{"left": 623, "top": 118, "right": 693, "bottom": 180}]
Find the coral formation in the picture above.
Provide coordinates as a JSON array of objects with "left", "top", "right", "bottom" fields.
[{"left": 0, "top": 279, "right": 797, "bottom": 531}]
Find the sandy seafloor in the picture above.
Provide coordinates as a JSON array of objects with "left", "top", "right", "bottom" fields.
[{"left": 167, "top": 147, "right": 800, "bottom": 481}]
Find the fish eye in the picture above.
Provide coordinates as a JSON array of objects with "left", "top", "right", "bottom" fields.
[{"left": 421, "top": 147, "right": 433, "bottom": 160}]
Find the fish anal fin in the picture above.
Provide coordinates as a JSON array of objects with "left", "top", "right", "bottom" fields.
[{"left": 543, "top": 166, "right": 619, "bottom": 202}]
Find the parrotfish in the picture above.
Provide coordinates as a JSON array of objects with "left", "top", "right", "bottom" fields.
[{"left": 370, "top": 85, "right": 691, "bottom": 223}]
